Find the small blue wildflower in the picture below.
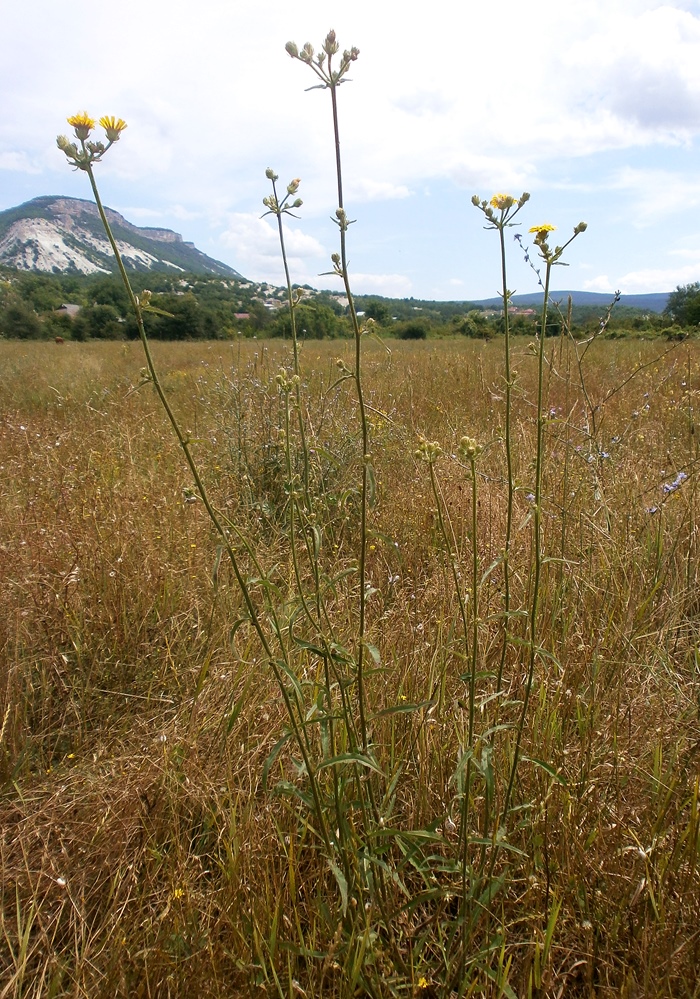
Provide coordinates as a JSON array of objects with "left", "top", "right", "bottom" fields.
[{"left": 660, "top": 470, "right": 689, "bottom": 496}]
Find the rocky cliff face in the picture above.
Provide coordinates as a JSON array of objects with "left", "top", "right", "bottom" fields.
[{"left": 0, "top": 196, "right": 242, "bottom": 277}]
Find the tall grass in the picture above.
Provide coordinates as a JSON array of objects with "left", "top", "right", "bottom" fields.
[{"left": 1, "top": 33, "right": 699, "bottom": 999}]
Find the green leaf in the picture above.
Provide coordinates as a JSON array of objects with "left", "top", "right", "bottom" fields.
[
  {"left": 262, "top": 732, "right": 292, "bottom": 791},
  {"left": 317, "top": 752, "right": 384, "bottom": 776},
  {"left": 226, "top": 670, "right": 257, "bottom": 734},
  {"left": 228, "top": 615, "right": 251, "bottom": 647},
  {"left": 292, "top": 635, "right": 327, "bottom": 658},
  {"left": 328, "top": 861, "right": 348, "bottom": 917},
  {"left": 364, "top": 642, "right": 381, "bottom": 665},
  {"left": 211, "top": 544, "right": 223, "bottom": 593},
  {"left": 521, "top": 756, "right": 567, "bottom": 785},
  {"left": 370, "top": 699, "right": 434, "bottom": 719},
  {"left": 366, "top": 462, "right": 377, "bottom": 508}
]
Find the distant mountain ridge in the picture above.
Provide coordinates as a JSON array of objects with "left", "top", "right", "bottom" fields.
[
  {"left": 0, "top": 196, "right": 242, "bottom": 278},
  {"left": 475, "top": 290, "right": 669, "bottom": 313}
]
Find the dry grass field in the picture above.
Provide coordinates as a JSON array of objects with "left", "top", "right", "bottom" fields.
[{"left": 1, "top": 335, "right": 699, "bottom": 997}]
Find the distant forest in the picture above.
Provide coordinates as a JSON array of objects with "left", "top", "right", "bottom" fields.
[{"left": 0, "top": 267, "right": 692, "bottom": 341}]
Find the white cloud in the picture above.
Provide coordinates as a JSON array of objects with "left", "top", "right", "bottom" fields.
[
  {"left": 219, "top": 212, "right": 328, "bottom": 284},
  {"left": 117, "top": 205, "right": 163, "bottom": 220},
  {"left": 348, "top": 272, "right": 412, "bottom": 296},
  {"left": 593, "top": 265, "right": 700, "bottom": 294},
  {"left": 609, "top": 166, "right": 700, "bottom": 221},
  {"left": 347, "top": 178, "right": 411, "bottom": 201},
  {"left": 583, "top": 275, "right": 616, "bottom": 293},
  {"left": 0, "top": 151, "right": 40, "bottom": 174}
]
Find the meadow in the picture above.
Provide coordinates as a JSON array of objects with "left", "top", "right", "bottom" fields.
[{"left": 2, "top": 334, "right": 699, "bottom": 997}]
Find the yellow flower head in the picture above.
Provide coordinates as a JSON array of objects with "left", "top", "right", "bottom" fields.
[
  {"left": 417, "top": 978, "right": 430, "bottom": 990},
  {"left": 67, "top": 112, "right": 95, "bottom": 140},
  {"left": 529, "top": 223, "right": 556, "bottom": 235},
  {"left": 99, "top": 116, "right": 128, "bottom": 142},
  {"left": 490, "top": 193, "right": 517, "bottom": 211}
]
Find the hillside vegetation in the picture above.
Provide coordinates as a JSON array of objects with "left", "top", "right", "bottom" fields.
[{"left": 0, "top": 267, "right": 691, "bottom": 343}]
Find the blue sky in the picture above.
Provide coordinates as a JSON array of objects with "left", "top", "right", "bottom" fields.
[{"left": 2, "top": 0, "right": 700, "bottom": 300}]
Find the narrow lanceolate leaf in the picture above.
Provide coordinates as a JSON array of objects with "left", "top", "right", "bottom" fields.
[
  {"left": 211, "top": 544, "right": 223, "bottom": 592},
  {"left": 262, "top": 732, "right": 292, "bottom": 791},
  {"left": 328, "top": 860, "right": 348, "bottom": 917},
  {"left": 370, "top": 700, "right": 434, "bottom": 720},
  {"left": 366, "top": 462, "right": 377, "bottom": 508},
  {"left": 317, "top": 752, "right": 384, "bottom": 776},
  {"left": 521, "top": 756, "right": 567, "bottom": 785},
  {"left": 228, "top": 615, "right": 251, "bottom": 647},
  {"left": 225, "top": 669, "right": 257, "bottom": 734},
  {"left": 364, "top": 641, "right": 381, "bottom": 665}
]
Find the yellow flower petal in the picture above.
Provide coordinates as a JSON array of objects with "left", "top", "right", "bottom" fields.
[
  {"left": 490, "top": 193, "right": 516, "bottom": 210},
  {"left": 99, "top": 116, "right": 128, "bottom": 141},
  {"left": 67, "top": 111, "right": 95, "bottom": 130},
  {"left": 67, "top": 111, "right": 95, "bottom": 140}
]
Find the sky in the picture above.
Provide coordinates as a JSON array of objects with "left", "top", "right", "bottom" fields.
[{"left": 2, "top": 0, "right": 700, "bottom": 300}]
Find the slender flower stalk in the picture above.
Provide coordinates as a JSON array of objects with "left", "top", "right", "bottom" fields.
[
  {"left": 501, "top": 221, "right": 587, "bottom": 821},
  {"left": 472, "top": 192, "right": 529, "bottom": 692},
  {"left": 286, "top": 31, "right": 372, "bottom": 754},
  {"left": 57, "top": 115, "right": 335, "bottom": 858}
]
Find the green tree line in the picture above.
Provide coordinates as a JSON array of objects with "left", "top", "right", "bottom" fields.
[{"left": 0, "top": 267, "right": 688, "bottom": 341}]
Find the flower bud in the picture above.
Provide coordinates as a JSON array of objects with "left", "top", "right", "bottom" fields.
[
  {"left": 323, "top": 30, "right": 339, "bottom": 55},
  {"left": 287, "top": 178, "right": 301, "bottom": 194},
  {"left": 285, "top": 41, "right": 299, "bottom": 58},
  {"left": 265, "top": 167, "right": 278, "bottom": 180},
  {"left": 56, "top": 135, "right": 79, "bottom": 159}
]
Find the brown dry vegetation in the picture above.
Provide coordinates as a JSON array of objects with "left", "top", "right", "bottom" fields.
[{"left": 1, "top": 336, "right": 700, "bottom": 997}]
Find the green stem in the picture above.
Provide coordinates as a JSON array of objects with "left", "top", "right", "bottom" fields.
[
  {"left": 496, "top": 223, "right": 514, "bottom": 694},
  {"left": 501, "top": 259, "right": 551, "bottom": 822},
  {"left": 329, "top": 81, "right": 371, "bottom": 755},
  {"left": 84, "top": 160, "right": 334, "bottom": 858}
]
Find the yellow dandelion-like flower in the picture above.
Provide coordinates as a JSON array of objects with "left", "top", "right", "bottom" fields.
[
  {"left": 99, "top": 116, "right": 128, "bottom": 142},
  {"left": 417, "top": 977, "right": 430, "bottom": 990},
  {"left": 528, "top": 223, "right": 556, "bottom": 234},
  {"left": 490, "top": 193, "right": 516, "bottom": 210},
  {"left": 67, "top": 111, "right": 95, "bottom": 140}
]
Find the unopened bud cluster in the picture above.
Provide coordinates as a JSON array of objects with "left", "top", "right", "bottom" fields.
[
  {"left": 275, "top": 369, "right": 301, "bottom": 393},
  {"left": 458, "top": 436, "right": 483, "bottom": 461},
  {"left": 262, "top": 170, "right": 303, "bottom": 217},
  {"left": 415, "top": 437, "right": 443, "bottom": 464},
  {"left": 286, "top": 30, "right": 359, "bottom": 89}
]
